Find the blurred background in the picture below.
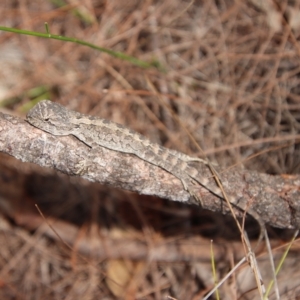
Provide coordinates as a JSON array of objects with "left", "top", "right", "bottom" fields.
[{"left": 0, "top": 1, "right": 299, "bottom": 299}]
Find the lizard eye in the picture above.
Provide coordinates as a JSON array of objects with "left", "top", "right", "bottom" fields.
[{"left": 44, "top": 118, "right": 50, "bottom": 121}]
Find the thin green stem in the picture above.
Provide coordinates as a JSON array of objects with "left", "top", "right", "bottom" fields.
[{"left": 0, "top": 26, "right": 161, "bottom": 69}]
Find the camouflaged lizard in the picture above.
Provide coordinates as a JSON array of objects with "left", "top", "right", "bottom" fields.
[{"left": 26, "top": 100, "right": 265, "bottom": 245}]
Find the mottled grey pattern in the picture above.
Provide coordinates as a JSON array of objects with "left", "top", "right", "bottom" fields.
[{"left": 26, "top": 101, "right": 225, "bottom": 197}]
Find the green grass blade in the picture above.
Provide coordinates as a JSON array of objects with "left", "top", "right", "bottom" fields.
[{"left": 0, "top": 26, "right": 160, "bottom": 69}]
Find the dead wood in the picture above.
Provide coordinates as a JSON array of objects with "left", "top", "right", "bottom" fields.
[{"left": 0, "top": 111, "right": 299, "bottom": 230}]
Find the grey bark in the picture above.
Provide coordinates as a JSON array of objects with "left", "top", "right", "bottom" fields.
[{"left": 0, "top": 111, "right": 299, "bottom": 230}]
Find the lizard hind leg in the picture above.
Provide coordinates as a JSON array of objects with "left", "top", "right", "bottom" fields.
[
  {"left": 179, "top": 154, "right": 218, "bottom": 167},
  {"left": 171, "top": 151, "right": 209, "bottom": 165},
  {"left": 167, "top": 149, "right": 210, "bottom": 165},
  {"left": 183, "top": 156, "right": 209, "bottom": 165}
]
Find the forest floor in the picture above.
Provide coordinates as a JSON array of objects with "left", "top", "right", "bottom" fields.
[{"left": 0, "top": 1, "right": 300, "bottom": 299}]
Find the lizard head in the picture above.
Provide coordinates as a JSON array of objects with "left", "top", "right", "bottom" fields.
[{"left": 26, "top": 100, "right": 81, "bottom": 135}]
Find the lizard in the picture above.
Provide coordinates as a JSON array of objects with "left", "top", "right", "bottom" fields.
[{"left": 26, "top": 100, "right": 265, "bottom": 246}]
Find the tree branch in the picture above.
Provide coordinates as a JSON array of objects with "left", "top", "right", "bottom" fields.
[{"left": 0, "top": 112, "right": 299, "bottom": 230}]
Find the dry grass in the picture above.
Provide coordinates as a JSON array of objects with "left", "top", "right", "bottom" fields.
[{"left": 0, "top": 0, "right": 300, "bottom": 299}]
